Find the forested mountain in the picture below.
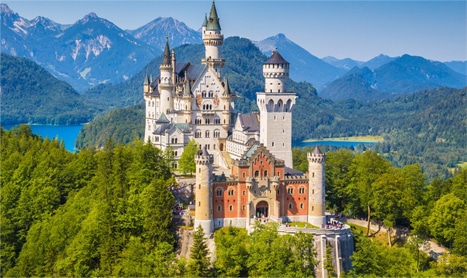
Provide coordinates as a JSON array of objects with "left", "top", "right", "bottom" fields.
[
  {"left": 0, "top": 53, "right": 101, "bottom": 125},
  {"left": 321, "top": 55, "right": 467, "bottom": 101}
]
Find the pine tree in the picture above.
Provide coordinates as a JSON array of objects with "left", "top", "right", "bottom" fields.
[{"left": 187, "top": 225, "right": 211, "bottom": 277}]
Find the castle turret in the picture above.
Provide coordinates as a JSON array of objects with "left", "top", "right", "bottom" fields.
[
  {"left": 194, "top": 146, "right": 214, "bottom": 234},
  {"left": 307, "top": 147, "right": 326, "bottom": 228},
  {"left": 182, "top": 74, "right": 193, "bottom": 124},
  {"left": 221, "top": 77, "right": 234, "bottom": 130},
  {"left": 159, "top": 37, "right": 174, "bottom": 116},
  {"left": 201, "top": 0, "right": 225, "bottom": 75},
  {"left": 257, "top": 50, "right": 296, "bottom": 167}
]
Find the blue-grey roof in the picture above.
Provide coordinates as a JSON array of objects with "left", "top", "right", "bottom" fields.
[
  {"left": 242, "top": 144, "right": 258, "bottom": 159},
  {"left": 238, "top": 113, "right": 259, "bottom": 132}
]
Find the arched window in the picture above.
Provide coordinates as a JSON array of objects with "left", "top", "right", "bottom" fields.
[
  {"left": 287, "top": 187, "right": 294, "bottom": 195},
  {"left": 288, "top": 203, "right": 293, "bottom": 210},
  {"left": 216, "top": 188, "right": 223, "bottom": 196}
]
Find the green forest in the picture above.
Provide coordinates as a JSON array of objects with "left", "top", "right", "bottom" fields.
[{"left": 1, "top": 125, "right": 466, "bottom": 277}]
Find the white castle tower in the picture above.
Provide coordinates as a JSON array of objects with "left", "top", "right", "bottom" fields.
[
  {"left": 257, "top": 50, "right": 296, "bottom": 168},
  {"left": 201, "top": 0, "right": 225, "bottom": 76},
  {"left": 194, "top": 146, "right": 214, "bottom": 234},
  {"left": 159, "top": 38, "right": 174, "bottom": 116},
  {"left": 307, "top": 147, "right": 326, "bottom": 228}
]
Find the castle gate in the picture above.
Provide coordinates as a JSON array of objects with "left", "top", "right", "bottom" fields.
[{"left": 255, "top": 201, "right": 269, "bottom": 218}]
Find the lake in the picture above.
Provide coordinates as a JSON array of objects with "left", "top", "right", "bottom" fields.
[
  {"left": 3, "top": 124, "right": 83, "bottom": 152},
  {"left": 3, "top": 124, "right": 377, "bottom": 153},
  {"left": 295, "top": 140, "right": 378, "bottom": 148}
]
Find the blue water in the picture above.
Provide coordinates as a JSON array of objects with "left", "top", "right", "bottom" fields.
[
  {"left": 3, "top": 124, "right": 83, "bottom": 152},
  {"left": 295, "top": 140, "right": 378, "bottom": 148}
]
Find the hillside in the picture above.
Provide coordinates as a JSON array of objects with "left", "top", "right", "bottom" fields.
[
  {"left": 320, "top": 55, "right": 467, "bottom": 101},
  {"left": 0, "top": 53, "right": 100, "bottom": 125}
]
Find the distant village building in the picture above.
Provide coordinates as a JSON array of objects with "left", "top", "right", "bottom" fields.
[{"left": 144, "top": 1, "right": 353, "bottom": 277}]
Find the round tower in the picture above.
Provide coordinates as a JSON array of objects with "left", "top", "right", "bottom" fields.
[
  {"left": 257, "top": 50, "right": 296, "bottom": 168},
  {"left": 194, "top": 146, "right": 214, "bottom": 234},
  {"left": 263, "top": 49, "right": 289, "bottom": 93},
  {"left": 201, "top": 1, "right": 225, "bottom": 74},
  {"left": 307, "top": 147, "right": 326, "bottom": 228},
  {"left": 221, "top": 77, "right": 233, "bottom": 131},
  {"left": 159, "top": 37, "right": 174, "bottom": 115}
]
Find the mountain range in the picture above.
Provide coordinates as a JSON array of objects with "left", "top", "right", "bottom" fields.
[{"left": 1, "top": 3, "right": 466, "bottom": 100}]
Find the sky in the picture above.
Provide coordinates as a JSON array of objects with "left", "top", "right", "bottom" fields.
[{"left": 3, "top": 0, "right": 466, "bottom": 62}]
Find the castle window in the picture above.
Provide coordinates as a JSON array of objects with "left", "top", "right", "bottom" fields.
[
  {"left": 312, "top": 189, "right": 315, "bottom": 194},
  {"left": 199, "top": 201, "right": 201, "bottom": 207},
  {"left": 277, "top": 189, "right": 280, "bottom": 195},
  {"left": 242, "top": 205, "right": 245, "bottom": 211},
  {"left": 300, "top": 203, "right": 304, "bottom": 209},
  {"left": 254, "top": 170, "right": 259, "bottom": 177},
  {"left": 272, "top": 142, "right": 275, "bottom": 147},
  {"left": 214, "top": 130, "right": 220, "bottom": 138},
  {"left": 242, "top": 190, "right": 246, "bottom": 196},
  {"left": 263, "top": 170, "right": 268, "bottom": 177},
  {"left": 229, "top": 205, "right": 233, "bottom": 211},
  {"left": 205, "top": 131, "right": 210, "bottom": 138},
  {"left": 155, "top": 136, "right": 159, "bottom": 142},
  {"left": 216, "top": 188, "right": 223, "bottom": 196},
  {"left": 312, "top": 172, "right": 315, "bottom": 178},
  {"left": 299, "top": 187, "right": 305, "bottom": 194},
  {"left": 288, "top": 203, "right": 293, "bottom": 210},
  {"left": 287, "top": 187, "right": 294, "bottom": 195},
  {"left": 312, "top": 206, "right": 314, "bottom": 211},
  {"left": 242, "top": 172, "right": 246, "bottom": 178},
  {"left": 228, "top": 189, "right": 234, "bottom": 196},
  {"left": 217, "top": 205, "right": 221, "bottom": 212}
]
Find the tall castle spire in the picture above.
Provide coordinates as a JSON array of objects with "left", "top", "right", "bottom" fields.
[{"left": 201, "top": 0, "right": 225, "bottom": 74}]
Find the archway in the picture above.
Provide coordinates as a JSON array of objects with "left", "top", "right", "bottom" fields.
[
  {"left": 219, "top": 143, "right": 224, "bottom": 151},
  {"left": 256, "top": 201, "right": 269, "bottom": 218}
]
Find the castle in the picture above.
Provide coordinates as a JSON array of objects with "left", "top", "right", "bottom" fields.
[{"left": 144, "top": 2, "right": 353, "bottom": 276}]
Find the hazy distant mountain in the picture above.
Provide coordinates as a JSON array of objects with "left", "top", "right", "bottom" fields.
[
  {"left": 127, "top": 17, "right": 202, "bottom": 52},
  {"left": 254, "top": 33, "right": 346, "bottom": 90},
  {"left": 444, "top": 61, "right": 467, "bottom": 75},
  {"left": 320, "top": 66, "right": 389, "bottom": 101},
  {"left": 320, "top": 54, "right": 467, "bottom": 101},
  {"left": 321, "top": 56, "right": 363, "bottom": 70},
  {"left": 361, "top": 54, "right": 397, "bottom": 70}
]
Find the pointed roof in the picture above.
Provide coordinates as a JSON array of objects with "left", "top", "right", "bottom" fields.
[
  {"left": 206, "top": 0, "right": 221, "bottom": 31},
  {"left": 144, "top": 73, "right": 150, "bottom": 85},
  {"left": 264, "top": 50, "right": 289, "bottom": 65},
  {"left": 223, "top": 77, "right": 231, "bottom": 96},
  {"left": 156, "top": 113, "right": 170, "bottom": 124},
  {"left": 312, "top": 146, "right": 324, "bottom": 155},
  {"left": 202, "top": 13, "right": 208, "bottom": 27},
  {"left": 161, "top": 36, "right": 171, "bottom": 65}
]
